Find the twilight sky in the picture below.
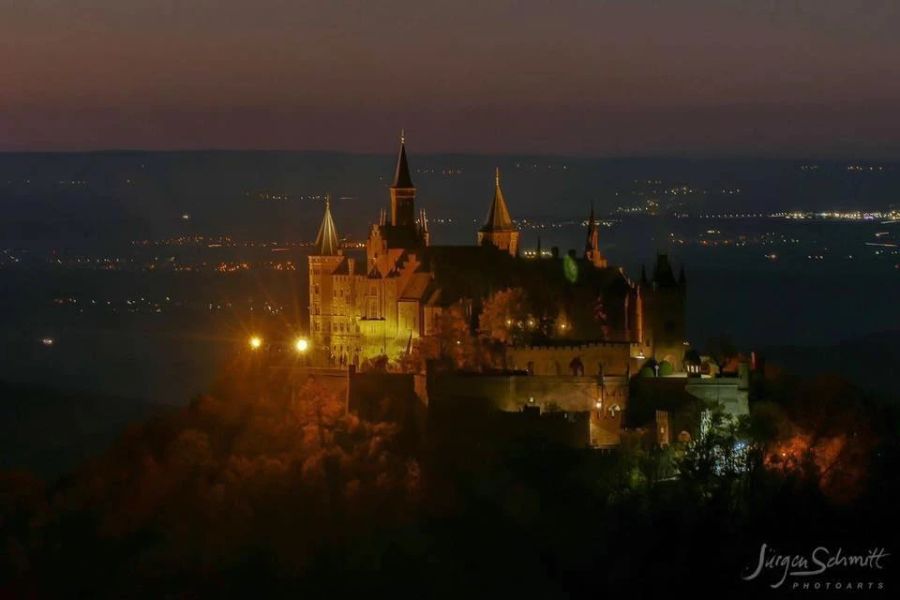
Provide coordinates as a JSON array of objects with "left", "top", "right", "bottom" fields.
[{"left": 3, "top": 0, "right": 900, "bottom": 157}]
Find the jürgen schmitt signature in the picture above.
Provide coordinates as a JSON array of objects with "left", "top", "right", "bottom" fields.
[{"left": 742, "top": 543, "right": 889, "bottom": 589}]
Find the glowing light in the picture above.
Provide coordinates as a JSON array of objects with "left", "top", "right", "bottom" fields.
[
  {"left": 294, "top": 337, "right": 310, "bottom": 353},
  {"left": 249, "top": 336, "right": 263, "bottom": 350},
  {"left": 41, "top": 337, "right": 54, "bottom": 346}
]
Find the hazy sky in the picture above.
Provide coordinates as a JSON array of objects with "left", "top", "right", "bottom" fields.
[{"left": 3, "top": 0, "right": 900, "bottom": 157}]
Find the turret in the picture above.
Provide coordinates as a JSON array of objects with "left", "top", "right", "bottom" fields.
[
  {"left": 477, "top": 167, "right": 520, "bottom": 256},
  {"left": 584, "top": 202, "right": 608, "bottom": 268},
  {"left": 417, "top": 208, "right": 430, "bottom": 246},
  {"left": 640, "top": 253, "right": 687, "bottom": 367}
]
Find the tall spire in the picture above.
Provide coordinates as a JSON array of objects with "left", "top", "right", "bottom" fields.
[
  {"left": 585, "top": 202, "right": 597, "bottom": 254},
  {"left": 481, "top": 167, "right": 515, "bottom": 232},
  {"left": 392, "top": 129, "right": 414, "bottom": 189},
  {"left": 389, "top": 130, "right": 417, "bottom": 230},
  {"left": 584, "top": 201, "right": 607, "bottom": 268},
  {"left": 313, "top": 195, "right": 340, "bottom": 256}
]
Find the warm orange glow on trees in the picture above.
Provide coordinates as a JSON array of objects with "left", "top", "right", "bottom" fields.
[
  {"left": 479, "top": 288, "right": 530, "bottom": 345},
  {"left": 11, "top": 366, "right": 422, "bottom": 574}
]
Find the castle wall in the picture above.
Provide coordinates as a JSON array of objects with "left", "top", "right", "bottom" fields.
[
  {"left": 505, "top": 342, "right": 637, "bottom": 377},
  {"left": 427, "top": 372, "right": 628, "bottom": 447},
  {"left": 684, "top": 378, "right": 749, "bottom": 420}
]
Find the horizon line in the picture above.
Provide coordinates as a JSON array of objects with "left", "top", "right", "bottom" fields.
[{"left": 1, "top": 147, "right": 899, "bottom": 163}]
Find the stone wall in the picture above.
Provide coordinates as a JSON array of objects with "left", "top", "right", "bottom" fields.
[
  {"left": 505, "top": 342, "right": 637, "bottom": 377},
  {"left": 427, "top": 372, "right": 628, "bottom": 447}
]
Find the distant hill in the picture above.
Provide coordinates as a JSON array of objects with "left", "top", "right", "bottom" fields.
[{"left": 0, "top": 382, "right": 168, "bottom": 479}]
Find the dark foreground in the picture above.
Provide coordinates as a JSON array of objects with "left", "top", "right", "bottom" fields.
[{"left": 1, "top": 359, "right": 898, "bottom": 598}]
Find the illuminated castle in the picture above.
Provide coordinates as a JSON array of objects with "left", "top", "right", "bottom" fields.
[{"left": 308, "top": 134, "right": 687, "bottom": 372}]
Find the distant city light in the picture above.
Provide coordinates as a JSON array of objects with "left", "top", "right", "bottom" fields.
[
  {"left": 41, "top": 337, "right": 54, "bottom": 346},
  {"left": 249, "top": 336, "right": 262, "bottom": 350}
]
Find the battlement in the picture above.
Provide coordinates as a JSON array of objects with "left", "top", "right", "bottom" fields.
[{"left": 517, "top": 340, "right": 639, "bottom": 351}]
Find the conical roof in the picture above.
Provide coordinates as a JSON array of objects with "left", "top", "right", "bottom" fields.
[
  {"left": 481, "top": 168, "right": 515, "bottom": 232},
  {"left": 313, "top": 196, "right": 340, "bottom": 255},
  {"left": 392, "top": 131, "right": 414, "bottom": 188}
]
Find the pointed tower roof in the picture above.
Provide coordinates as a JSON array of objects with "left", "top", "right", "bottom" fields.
[
  {"left": 481, "top": 167, "right": 515, "bottom": 232},
  {"left": 585, "top": 202, "right": 598, "bottom": 252},
  {"left": 392, "top": 130, "right": 414, "bottom": 188},
  {"left": 313, "top": 195, "right": 340, "bottom": 256}
]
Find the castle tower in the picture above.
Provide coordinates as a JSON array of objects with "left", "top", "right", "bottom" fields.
[
  {"left": 584, "top": 203, "right": 608, "bottom": 268},
  {"left": 308, "top": 196, "right": 348, "bottom": 363},
  {"left": 417, "top": 208, "right": 430, "bottom": 246},
  {"left": 390, "top": 130, "right": 416, "bottom": 229},
  {"left": 639, "top": 253, "right": 687, "bottom": 367},
  {"left": 477, "top": 168, "right": 519, "bottom": 256}
]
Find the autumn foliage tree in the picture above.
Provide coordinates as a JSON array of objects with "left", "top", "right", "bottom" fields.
[
  {"left": 402, "top": 301, "right": 486, "bottom": 372},
  {"left": 0, "top": 365, "right": 420, "bottom": 593},
  {"left": 478, "top": 287, "right": 532, "bottom": 345}
]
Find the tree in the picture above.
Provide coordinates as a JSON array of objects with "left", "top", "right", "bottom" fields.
[
  {"left": 677, "top": 408, "right": 753, "bottom": 504},
  {"left": 706, "top": 333, "right": 737, "bottom": 375},
  {"left": 479, "top": 288, "right": 531, "bottom": 345},
  {"left": 405, "top": 301, "right": 484, "bottom": 371}
]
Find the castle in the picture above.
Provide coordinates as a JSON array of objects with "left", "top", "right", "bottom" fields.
[
  {"left": 308, "top": 134, "right": 688, "bottom": 375},
  {"left": 307, "top": 134, "right": 753, "bottom": 449}
]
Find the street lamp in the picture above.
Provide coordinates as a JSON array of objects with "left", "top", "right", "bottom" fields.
[
  {"left": 294, "top": 337, "right": 310, "bottom": 354},
  {"left": 248, "top": 335, "right": 263, "bottom": 350}
]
